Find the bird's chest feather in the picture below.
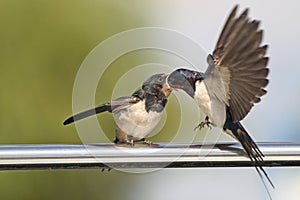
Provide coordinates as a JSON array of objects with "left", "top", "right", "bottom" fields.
[
  {"left": 194, "top": 81, "right": 212, "bottom": 117},
  {"left": 116, "top": 100, "right": 163, "bottom": 138},
  {"left": 194, "top": 80, "right": 226, "bottom": 127},
  {"left": 127, "top": 101, "right": 161, "bottom": 125}
]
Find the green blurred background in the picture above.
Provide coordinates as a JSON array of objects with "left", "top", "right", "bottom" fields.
[
  {"left": 0, "top": 1, "right": 191, "bottom": 199},
  {"left": 1, "top": 0, "right": 300, "bottom": 199}
]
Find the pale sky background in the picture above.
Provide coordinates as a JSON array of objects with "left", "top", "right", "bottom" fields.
[{"left": 114, "top": 1, "right": 300, "bottom": 200}]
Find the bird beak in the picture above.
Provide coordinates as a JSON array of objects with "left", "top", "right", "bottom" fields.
[
  {"left": 161, "top": 85, "right": 172, "bottom": 97},
  {"left": 161, "top": 74, "right": 172, "bottom": 97},
  {"left": 166, "top": 69, "right": 195, "bottom": 90},
  {"left": 166, "top": 68, "right": 205, "bottom": 97}
]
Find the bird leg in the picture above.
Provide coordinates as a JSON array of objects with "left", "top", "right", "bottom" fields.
[
  {"left": 125, "top": 138, "right": 135, "bottom": 147},
  {"left": 194, "top": 116, "right": 212, "bottom": 130},
  {"left": 142, "top": 138, "right": 152, "bottom": 146},
  {"left": 115, "top": 127, "right": 135, "bottom": 147}
]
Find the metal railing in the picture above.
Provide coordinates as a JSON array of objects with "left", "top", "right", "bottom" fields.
[{"left": 0, "top": 142, "right": 299, "bottom": 170}]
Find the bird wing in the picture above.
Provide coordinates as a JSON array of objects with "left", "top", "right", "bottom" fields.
[
  {"left": 110, "top": 95, "right": 142, "bottom": 113},
  {"left": 204, "top": 5, "right": 269, "bottom": 122},
  {"left": 63, "top": 91, "right": 142, "bottom": 125}
]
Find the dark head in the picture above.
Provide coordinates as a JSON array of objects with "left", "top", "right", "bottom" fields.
[
  {"left": 166, "top": 68, "right": 205, "bottom": 97},
  {"left": 142, "top": 73, "right": 172, "bottom": 97}
]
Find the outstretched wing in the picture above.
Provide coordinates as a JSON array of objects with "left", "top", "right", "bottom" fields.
[
  {"left": 204, "top": 5, "right": 269, "bottom": 122},
  {"left": 63, "top": 90, "right": 142, "bottom": 125}
]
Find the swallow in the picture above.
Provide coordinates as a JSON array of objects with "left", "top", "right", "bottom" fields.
[
  {"left": 63, "top": 73, "right": 172, "bottom": 145},
  {"left": 166, "top": 5, "right": 274, "bottom": 195}
]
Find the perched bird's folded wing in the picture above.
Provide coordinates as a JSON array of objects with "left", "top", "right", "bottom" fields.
[
  {"left": 110, "top": 95, "right": 141, "bottom": 113},
  {"left": 63, "top": 91, "right": 142, "bottom": 125},
  {"left": 204, "top": 5, "right": 269, "bottom": 122}
]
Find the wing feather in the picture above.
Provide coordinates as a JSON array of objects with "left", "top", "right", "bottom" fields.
[
  {"left": 205, "top": 5, "right": 269, "bottom": 122},
  {"left": 63, "top": 91, "right": 142, "bottom": 125}
]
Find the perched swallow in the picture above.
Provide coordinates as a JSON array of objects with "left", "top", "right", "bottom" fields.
[
  {"left": 166, "top": 5, "right": 274, "bottom": 195},
  {"left": 63, "top": 73, "right": 172, "bottom": 145}
]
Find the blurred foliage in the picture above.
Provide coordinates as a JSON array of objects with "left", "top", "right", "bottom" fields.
[
  {"left": 0, "top": 1, "right": 163, "bottom": 199},
  {"left": 0, "top": 1, "right": 202, "bottom": 199},
  {"left": 0, "top": 0, "right": 144, "bottom": 144}
]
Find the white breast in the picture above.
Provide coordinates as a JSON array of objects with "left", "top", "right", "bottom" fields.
[
  {"left": 194, "top": 80, "right": 226, "bottom": 127},
  {"left": 114, "top": 100, "right": 163, "bottom": 139},
  {"left": 194, "top": 81, "right": 212, "bottom": 118}
]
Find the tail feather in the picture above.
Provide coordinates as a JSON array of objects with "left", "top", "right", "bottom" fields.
[
  {"left": 224, "top": 121, "right": 274, "bottom": 199},
  {"left": 234, "top": 125, "right": 274, "bottom": 187},
  {"left": 63, "top": 103, "right": 112, "bottom": 125}
]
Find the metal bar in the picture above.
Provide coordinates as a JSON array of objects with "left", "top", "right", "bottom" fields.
[{"left": 0, "top": 142, "right": 299, "bottom": 170}]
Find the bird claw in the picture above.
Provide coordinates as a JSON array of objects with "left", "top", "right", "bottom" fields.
[
  {"left": 125, "top": 139, "right": 135, "bottom": 147},
  {"left": 116, "top": 138, "right": 153, "bottom": 147},
  {"left": 142, "top": 139, "right": 152, "bottom": 146},
  {"left": 194, "top": 117, "right": 212, "bottom": 130}
]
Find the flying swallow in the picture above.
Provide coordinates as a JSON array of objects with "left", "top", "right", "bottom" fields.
[
  {"left": 166, "top": 5, "right": 274, "bottom": 196},
  {"left": 63, "top": 73, "right": 172, "bottom": 145}
]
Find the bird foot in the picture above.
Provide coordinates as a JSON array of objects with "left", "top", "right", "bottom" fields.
[
  {"left": 142, "top": 139, "right": 152, "bottom": 146},
  {"left": 125, "top": 139, "right": 135, "bottom": 147},
  {"left": 194, "top": 117, "right": 213, "bottom": 130}
]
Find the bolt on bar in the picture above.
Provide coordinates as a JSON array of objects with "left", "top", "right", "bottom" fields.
[{"left": 0, "top": 142, "right": 299, "bottom": 170}]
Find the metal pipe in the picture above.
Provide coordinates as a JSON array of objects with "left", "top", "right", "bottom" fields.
[{"left": 0, "top": 142, "right": 299, "bottom": 170}]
